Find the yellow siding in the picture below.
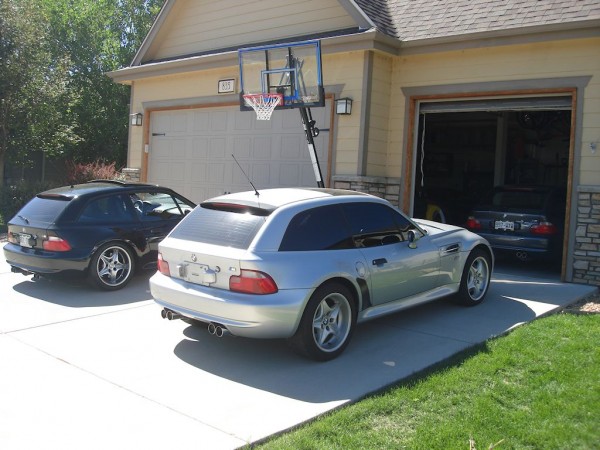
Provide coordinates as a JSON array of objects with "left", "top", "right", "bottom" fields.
[
  {"left": 146, "top": 0, "right": 357, "bottom": 62},
  {"left": 367, "top": 53, "right": 393, "bottom": 177},
  {"left": 388, "top": 37, "right": 600, "bottom": 186},
  {"left": 127, "top": 37, "right": 599, "bottom": 187},
  {"left": 323, "top": 52, "right": 365, "bottom": 175}
]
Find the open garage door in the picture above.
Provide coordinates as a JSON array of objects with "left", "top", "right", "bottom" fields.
[
  {"left": 147, "top": 102, "right": 331, "bottom": 203},
  {"left": 413, "top": 95, "right": 572, "bottom": 269}
]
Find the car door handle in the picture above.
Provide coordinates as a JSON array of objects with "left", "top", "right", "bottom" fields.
[{"left": 372, "top": 258, "right": 387, "bottom": 266}]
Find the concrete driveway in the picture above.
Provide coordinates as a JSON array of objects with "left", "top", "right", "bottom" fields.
[{"left": 0, "top": 248, "right": 596, "bottom": 450}]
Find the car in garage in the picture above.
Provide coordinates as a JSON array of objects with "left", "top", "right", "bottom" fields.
[
  {"left": 151, "top": 187, "right": 493, "bottom": 361},
  {"left": 465, "top": 185, "right": 566, "bottom": 262},
  {"left": 3, "top": 180, "right": 196, "bottom": 290}
]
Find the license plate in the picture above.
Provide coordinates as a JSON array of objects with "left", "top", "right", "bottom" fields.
[
  {"left": 495, "top": 220, "right": 514, "bottom": 231},
  {"left": 186, "top": 263, "right": 216, "bottom": 285},
  {"left": 19, "top": 233, "right": 32, "bottom": 247}
]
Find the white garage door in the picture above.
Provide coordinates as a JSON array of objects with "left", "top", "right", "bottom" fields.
[{"left": 147, "top": 102, "right": 331, "bottom": 203}]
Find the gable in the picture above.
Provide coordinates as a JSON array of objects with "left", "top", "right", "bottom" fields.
[{"left": 136, "top": 0, "right": 371, "bottom": 65}]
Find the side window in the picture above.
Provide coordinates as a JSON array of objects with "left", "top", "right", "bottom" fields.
[
  {"left": 279, "top": 205, "right": 353, "bottom": 251},
  {"left": 78, "top": 195, "right": 133, "bottom": 223},
  {"left": 342, "top": 202, "right": 412, "bottom": 248},
  {"left": 130, "top": 191, "right": 195, "bottom": 221}
]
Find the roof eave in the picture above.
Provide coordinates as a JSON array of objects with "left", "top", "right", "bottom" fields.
[
  {"left": 397, "top": 19, "right": 600, "bottom": 55},
  {"left": 107, "top": 29, "right": 400, "bottom": 84}
]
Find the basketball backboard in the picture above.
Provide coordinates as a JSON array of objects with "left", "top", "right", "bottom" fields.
[{"left": 239, "top": 40, "right": 324, "bottom": 111}]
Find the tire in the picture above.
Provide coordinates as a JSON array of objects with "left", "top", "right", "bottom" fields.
[
  {"left": 88, "top": 242, "right": 135, "bottom": 291},
  {"left": 454, "top": 248, "right": 491, "bottom": 306},
  {"left": 289, "top": 282, "right": 356, "bottom": 362}
]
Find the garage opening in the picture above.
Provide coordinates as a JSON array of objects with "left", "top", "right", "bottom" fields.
[{"left": 412, "top": 96, "right": 572, "bottom": 271}]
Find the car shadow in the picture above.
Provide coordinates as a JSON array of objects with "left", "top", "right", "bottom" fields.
[
  {"left": 11, "top": 270, "right": 154, "bottom": 307},
  {"left": 171, "top": 286, "right": 541, "bottom": 403}
]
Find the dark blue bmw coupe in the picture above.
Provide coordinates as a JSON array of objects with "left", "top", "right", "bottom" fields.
[{"left": 3, "top": 180, "right": 195, "bottom": 290}]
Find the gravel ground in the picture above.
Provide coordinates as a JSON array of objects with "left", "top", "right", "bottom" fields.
[{"left": 563, "top": 292, "right": 600, "bottom": 314}]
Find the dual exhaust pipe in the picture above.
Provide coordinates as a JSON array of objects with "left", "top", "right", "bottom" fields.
[
  {"left": 160, "top": 308, "right": 180, "bottom": 321},
  {"left": 515, "top": 251, "right": 529, "bottom": 261},
  {"left": 160, "top": 308, "right": 229, "bottom": 338},
  {"left": 207, "top": 322, "right": 230, "bottom": 338}
]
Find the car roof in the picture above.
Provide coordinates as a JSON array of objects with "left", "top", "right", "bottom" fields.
[
  {"left": 202, "top": 188, "right": 372, "bottom": 212},
  {"left": 38, "top": 180, "right": 164, "bottom": 200}
]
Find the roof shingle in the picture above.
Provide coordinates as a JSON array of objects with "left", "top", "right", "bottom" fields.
[{"left": 354, "top": 0, "right": 600, "bottom": 41}]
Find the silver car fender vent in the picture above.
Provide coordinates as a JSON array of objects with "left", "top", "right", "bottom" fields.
[{"left": 440, "top": 243, "right": 460, "bottom": 255}]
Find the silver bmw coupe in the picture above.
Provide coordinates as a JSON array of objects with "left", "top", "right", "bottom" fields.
[{"left": 150, "top": 188, "right": 493, "bottom": 361}]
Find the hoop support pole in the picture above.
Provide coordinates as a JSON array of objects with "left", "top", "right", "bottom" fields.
[{"left": 299, "top": 106, "right": 324, "bottom": 188}]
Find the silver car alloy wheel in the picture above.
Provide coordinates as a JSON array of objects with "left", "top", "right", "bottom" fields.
[
  {"left": 312, "top": 292, "right": 353, "bottom": 353},
  {"left": 466, "top": 256, "right": 490, "bottom": 301},
  {"left": 96, "top": 245, "right": 132, "bottom": 287}
]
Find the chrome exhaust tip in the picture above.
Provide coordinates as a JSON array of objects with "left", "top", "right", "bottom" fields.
[
  {"left": 162, "top": 309, "right": 181, "bottom": 321},
  {"left": 208, "top": 322, "right": 229, "bottom": 338}
]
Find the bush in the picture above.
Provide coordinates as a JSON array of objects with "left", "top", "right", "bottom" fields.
[{"left": 65, "top": 160, "right": 124, "bottom": 185}]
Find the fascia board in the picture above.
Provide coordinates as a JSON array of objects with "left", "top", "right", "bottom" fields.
[
  {"left": 338, "top": 0, "right": 376, "bottom": 30},
  {"left": 108, "top": 30, "right": 399, "bottom": 84},
  {"left": 131, "top": 0, "right": 177, "bottom": 67}
]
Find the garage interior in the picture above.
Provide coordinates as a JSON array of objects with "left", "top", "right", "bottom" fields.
[{"left": 412, "top": 97, "right": 572, "bottom": 272}]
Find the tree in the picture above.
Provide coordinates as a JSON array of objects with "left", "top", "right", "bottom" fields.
[
  {"left": 0, "top": 0, "right": 162, "bottom": 186},
  {"left": 42, "top": 0, "right": 163, "bottom": 166},
  {"left": 0, "top": 0, "right": 79, "bottom": 186}
]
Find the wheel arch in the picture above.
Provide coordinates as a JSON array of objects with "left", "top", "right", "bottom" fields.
[{"left": 87, "top": 239, "right": 139, "bottom": 273}]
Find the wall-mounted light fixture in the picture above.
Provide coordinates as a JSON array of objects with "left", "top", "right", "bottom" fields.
[
  {"left": 130, "top": 113, "right": 143, "bottom": 126},
  {"left": 335, "top": 97, "right": 353, "bottom": 115}
]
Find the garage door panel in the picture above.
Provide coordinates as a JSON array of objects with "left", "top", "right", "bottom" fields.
[
  {"left": 279, "top": 164, "right": 301, "bottom": 186},
  {"left": 193, "top": 111, "right": 210, "bottom": 132},
  {"left": 233, "top": 137, "right": 251, "bottom": 158},
  {"left": 252, "top": 137, "right": 272, "bottom": 159},
  {"left": 251, "top": 163, "right": 271, "bottom": 186},
  {"left": 148, "top": 103, "right": 331, "bottom": 203},
  {"left": 192, "top": 138, "right": 209, "bottom": 158},
  {"left": 208, "top": 137, "right": 226, "bottom": 158},
  {"left": 171, "top": 112, "right": 189, "bottom": 133},
  {"left": 190, "top": 162, "right": 208, "bottom": 181},
  {"left": 280, "top": 136, "right": 304, "bottom": 159},
  {"left": 210, "top": 111, "right": 228, "bottom": 131},
  {"left": 234, "top": 112, "right": 253, "bottom": 131}
]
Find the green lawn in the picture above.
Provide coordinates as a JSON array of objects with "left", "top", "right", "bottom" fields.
[{"left": 258, "top": 313, "right": 599, "bottom": 450}]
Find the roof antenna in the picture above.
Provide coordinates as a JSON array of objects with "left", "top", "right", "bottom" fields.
[{"left": 232, "top": 154, "right": 259, "bottom": 197}]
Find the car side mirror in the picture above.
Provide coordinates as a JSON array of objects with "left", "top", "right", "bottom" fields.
[{"left": 407, "top": 229, "right": 420, "bottom": 249}]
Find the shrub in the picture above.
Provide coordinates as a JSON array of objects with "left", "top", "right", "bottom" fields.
[{"left": 65, "top": 160, "right": 124, "bottom": 185}]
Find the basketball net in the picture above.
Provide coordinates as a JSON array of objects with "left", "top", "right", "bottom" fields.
[{"left": 243, "top": 93, "right": 283, "bottom": 120}]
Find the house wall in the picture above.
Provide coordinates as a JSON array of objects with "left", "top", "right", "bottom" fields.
[
  {"left": 388, "top": 37, "right": 600, "bottom": 184},
  {"left": 128, "top": 51, "right": 368, "bottom": 176},
  {"left": 381, "top": 36, "right": 600, "bottom": 285},
  {"left": 144, "top": 0, "right": 357, "bottom": 63}
]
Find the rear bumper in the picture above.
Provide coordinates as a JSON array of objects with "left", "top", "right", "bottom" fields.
[
  {"left": 3, "top": 242, "right": 89, "bottom": 274},
  {"left": 476, "top": 233, "right": 551, "bottom": 253},
  {"left": 150, "top": 272, "right": 311, "bottom": 339}
]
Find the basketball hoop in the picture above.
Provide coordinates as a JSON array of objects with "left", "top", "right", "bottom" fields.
[{"left": 243, "top": 93, "right": 283, "bottom": 120}]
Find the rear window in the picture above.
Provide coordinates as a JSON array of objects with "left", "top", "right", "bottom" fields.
[
  {"left": 12, "top": 196, "right": 71, "bottom": 225},
  {"left": 169, "top": 205, "right": 266, "bottom": 249},
  {"left": 493, "top": 190, "right": 547, "bottom": 210}
]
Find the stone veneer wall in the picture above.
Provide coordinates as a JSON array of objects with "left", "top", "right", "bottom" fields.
[
  {"left": 332, "top": 175, "right": 401, "bottom": 206},
  {"left": 573, "top": 186, "right": 600, "bottom": 286},
  {"left": 121, "top": 168, "right": 141, "bottom": 182}
]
